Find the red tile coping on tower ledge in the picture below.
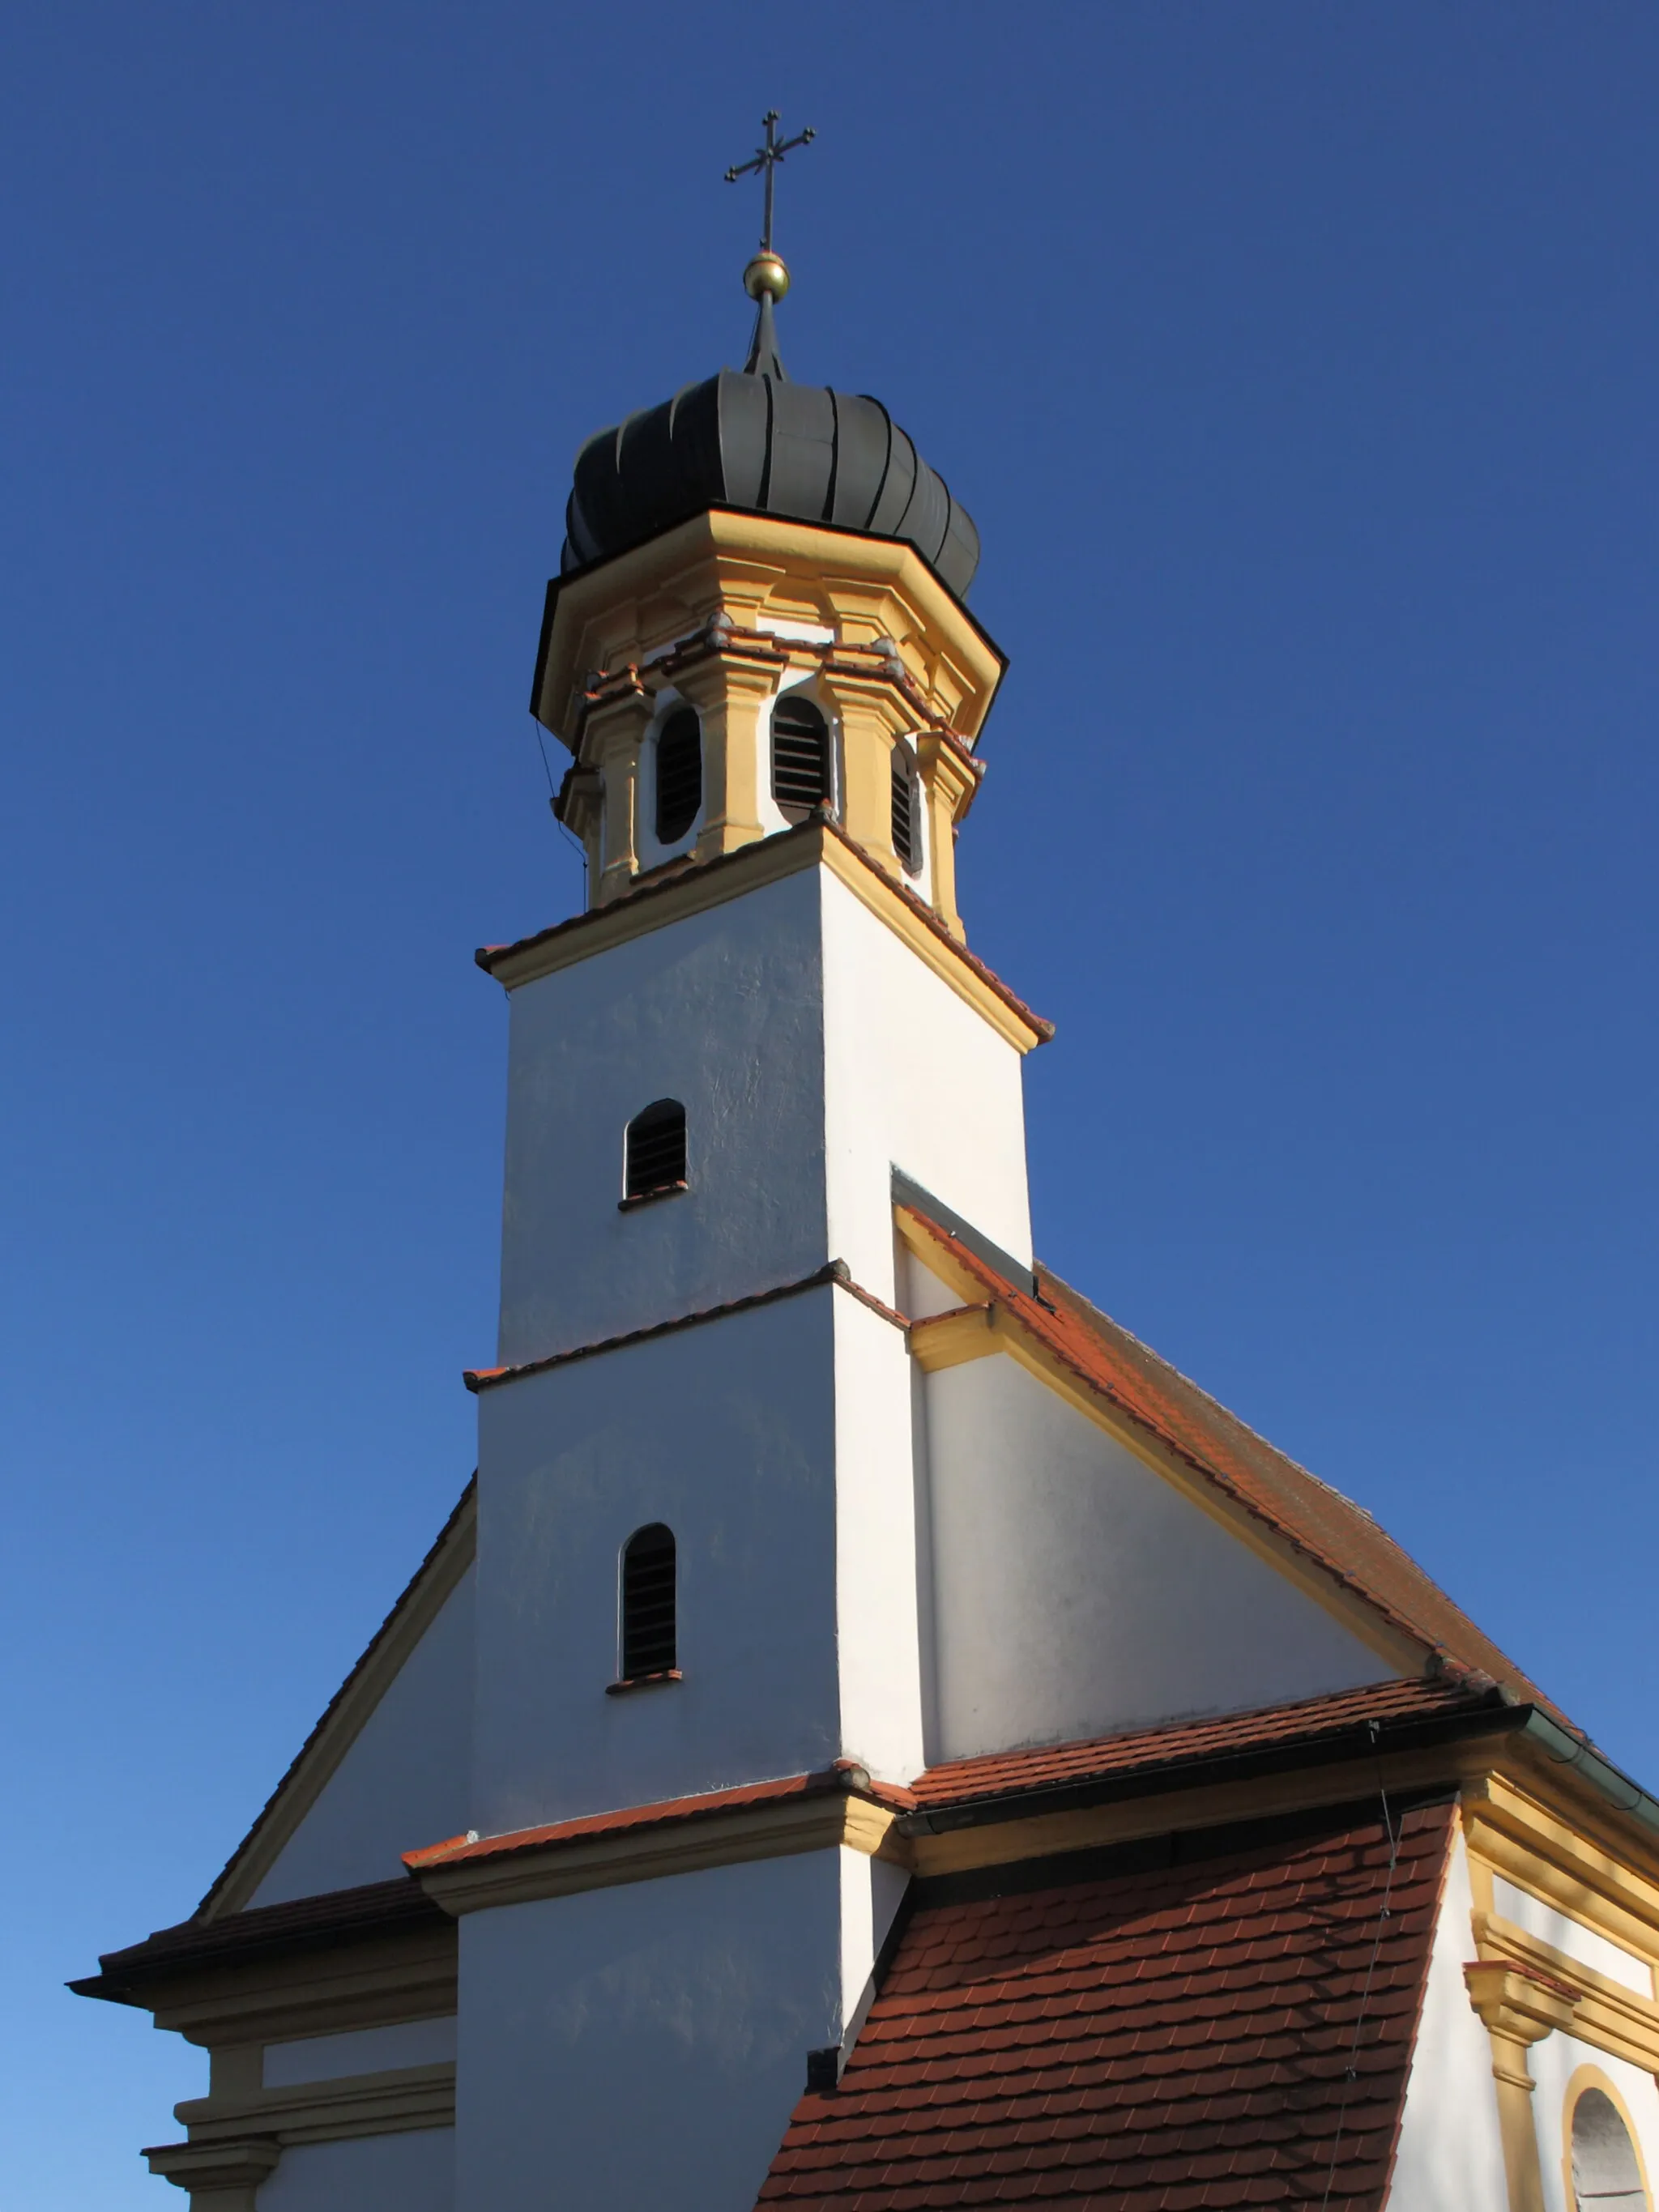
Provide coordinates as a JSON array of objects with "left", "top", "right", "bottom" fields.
[
  {"left": 403, "top": 1764, "right": 916, "bottom": 1875},
  {"left": 757, "top": 1801, "right": 1454, "bottom": 2211},
  {"left": 473, "top": 816, "right": 1055, "bottom": 1044}
]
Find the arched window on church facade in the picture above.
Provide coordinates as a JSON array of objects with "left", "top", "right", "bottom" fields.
[
  {"left": 890, "top": 739, "right": 922, "bottom": 876},
  {"left": 653, "top": 706, "right": 702, "bottom": 847},
  {"left": 1570, "top": 2084, "right": 1649, "bottom": 2209},
  {"left": 621, "top": 1098, "right": 687, "bottom": 1207},
  {"left": 771, "top": 692, "right": 832, "bottom": 821},
  {"left": 620, "top": 1524, "right": 676, "bottom": 1681}
]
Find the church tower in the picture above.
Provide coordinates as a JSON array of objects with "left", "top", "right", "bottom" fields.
[{"left": 442, "top": 130, "right": 1050, "bottom": 2205}]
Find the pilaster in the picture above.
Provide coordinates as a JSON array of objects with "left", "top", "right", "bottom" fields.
[
  {"left": 1463, "top": 1959, "right": 1581, "bottom": 2212},
  {"left": 584, "top": 683, "right": 651, "bottom": 908}
]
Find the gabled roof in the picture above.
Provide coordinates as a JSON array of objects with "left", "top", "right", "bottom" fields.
[
  {"left": 757, "top": 1799, "right": 1452, "bottom": 2211},
  {"left": 195, "top": 1477, "right": 476, "bottom": 1920},
  {"left": 900, "top": 1204, "right": 1559, "bottom": 1720}
]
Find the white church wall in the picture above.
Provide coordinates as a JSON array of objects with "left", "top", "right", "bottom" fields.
[
  {"left": 820, "top": 867, "right": 1032, "bottom": 1306},
  {"left": 898, "top": 1242, "right": 966, "bottom": 1320},
  {"left": 249, "top": 1569, "right": 476, "bottom": 1907},
  {"left": 1490, "top": 1874, "right": 1653, "bottom": 1995},
  {"left": 262, "top": 2015, "right": 457, "bottom": 2087},
  {"left": 839, "top": 1847, "right": 911, "bottom": 2054},
  {"left": 471, "top": 1287, "right": 841, "bottom": 1837},
  {"left": 1385, "top": 1823, "right": 1510, "bottom": 2211},
  {"left": 454, "top": 1850, "right": 841, "bottom": 2212},
  {"left": 1528, "top": 2029, "right": 1659, "bottom": 2212},
  {"left": 495, "top": 867, "right": 828, "bottom": 1370},
  {"left": 256, "top": 2128, "right": 454, "bottom": 2212},
  {"left": 923, "top": 1353, "right": 1390, "bottom": 1762},
  {"left": 833, "top": 1293, "right": 926, "bottom": 1782}
]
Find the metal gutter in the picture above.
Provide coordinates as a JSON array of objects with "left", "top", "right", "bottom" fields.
[{"left": 1520, "top": 1708, "right": 1659, "bottom": 1838}]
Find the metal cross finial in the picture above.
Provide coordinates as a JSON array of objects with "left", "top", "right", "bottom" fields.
[{"left": 725, "top": 109, "right": 816, "bottom": 258}]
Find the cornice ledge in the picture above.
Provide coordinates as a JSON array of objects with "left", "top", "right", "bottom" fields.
[
  {"left": 407, "top": 1776, "right": 905, "bottom": 1916},
  {"left": 1463, "top": 1957, "right": 1582, "bottom": 2044},
  {"left": 472, "top": 818, "right": 1052, "bottom": 1051}
]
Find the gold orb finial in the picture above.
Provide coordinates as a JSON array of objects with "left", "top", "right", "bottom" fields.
[{"left": 744, "top": 250, "right": 790, "bottom": 303}]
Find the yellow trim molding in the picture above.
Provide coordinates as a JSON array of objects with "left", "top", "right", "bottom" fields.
[
  {"left": 1475, "top": 1912, "right": 1659, "bottom": 2072},
  {"left": 173, "top": 2057, "right": 455, "bottom": 2150},
  {"left": 535, "top": 509, "right": 1005, "bottom": 751},
  {"left": 1559, "top": 2065, "right": 1655, "bottom": 2212},
  {"left": 484, "top": 820, "right": 1051, "bottom": 1055},
  {"left": 1463, "top": 1773, "right": 1659, "bottom": 1967}
]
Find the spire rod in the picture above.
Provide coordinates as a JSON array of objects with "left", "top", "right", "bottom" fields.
[{"left": 724, "top": 109, "right": 815, "bottom": 380}]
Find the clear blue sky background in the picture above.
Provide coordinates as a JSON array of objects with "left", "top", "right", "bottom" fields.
[{"left": 2, "top": 4, "right": 1654, "bottom": 2200}]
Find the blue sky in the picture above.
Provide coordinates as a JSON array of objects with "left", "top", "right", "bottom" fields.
[{"left": 2, "top": 4, "right": 1655, "bottom": 2200}]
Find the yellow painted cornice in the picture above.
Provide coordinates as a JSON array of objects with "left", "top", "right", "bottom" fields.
[
  {"left": 534, "top": 509, "right": 1005, "bottom": 751},
  {"left": 479, "top": 820, "right": 1052, "bottom": 1054}
]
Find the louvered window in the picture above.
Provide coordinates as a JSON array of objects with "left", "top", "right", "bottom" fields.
[
  {"left": 622, "top": 1098, "right": 686, "bottom": 1205},
  {"left": 654, "top": 708, "right": 702, "bottom": 846},
  {"left": 890, "top": 744, "right": 920, "bottom": 875},
  {"left": 621, "top": 1523, "right": 676, "bottom": 1679},
  {"left": 771, "top": 694, "right": 832, "bottom": 821}
]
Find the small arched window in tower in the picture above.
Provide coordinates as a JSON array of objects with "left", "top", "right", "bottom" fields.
[
  {"left": 654, "top": 707, "right": 702, "bottom": 847},
  {"left": 772, "top": 693, "right": 832, "bottom": 821},
  {"left": 621, "top": 1098, "right": 687, "bottom": 1208},
  {"left": 619, "top": 1523, "right": 677, "bottom": 1683},
  {"left": 890, "top": 743, "right": 921, "bottom": 876},
  {"left": 1571, "top": 2086, "right": 1648, "bottom": 2209}
]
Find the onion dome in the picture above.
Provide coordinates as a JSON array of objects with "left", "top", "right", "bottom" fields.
[{"left": 559, "top": 207, "right": 980, "bottom": 597}]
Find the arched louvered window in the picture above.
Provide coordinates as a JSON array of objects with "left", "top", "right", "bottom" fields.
[
  {"left": 622, "top": 1098, "right": 687, "bottom": 1207},
  {"left": 1572, "top": 2086, "right": 1648, "bottom": 2209},
  {"left": 620, "top": 1523, "right": 676, "bottom": 1681},
  {"left": 890, "top": 743, "right": 921, "bottom": 876},
  {"left": 654, "top": 707, "right": 702, "bottom": 846},
  {"left": 772, "top": 693, "right": 832, "bottom": 821}
]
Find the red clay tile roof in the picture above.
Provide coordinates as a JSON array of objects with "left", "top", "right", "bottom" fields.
[
  {"left": 902, "top": 1204, "right": 1558, "bottom": 1720},
  {"left": 909, "top": 1675, "right": 1510, "bottom": 1813},
  {"left": 404, "top": 1764, "right": 915, "bottom": 1875},
  {"left": 758, "top": 1800, "right": 1452, "bottom": 2212}
]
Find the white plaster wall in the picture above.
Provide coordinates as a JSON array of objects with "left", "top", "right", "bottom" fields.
[
  {"left": 497, "top": 867, "right": 828, "bottom": 1369},
  {"left": 821, "top": 867, "right": 1031, "bottom": 1306},
  {"left": 455, "top": 1851, "right": 842, "bottom": 2212},
  {"left": 923, "top": 1353, "right": 1389, "bottom": 1761},
  {"left": 263, "top": 2015, "right": 456, "bottom": 2087},
  {"left": 1491, "top": 1875, "right": 1653, "bottom": 1995},
  {"left": 250, "top": 1570, "right": 476, "bottom": 1907},
  {"left": 839, "top": 1847, "right": 910, "bottom": 2055},
  {"left": 1529, "top": 2030, "right": 1659, "bottom": 2212},
  {"left": 833, "top": 1294, "right": 926, "bottom": 1782},
  {"left": 899, "top": 1244, "right": 968, "bottom": 1320},
  {"left": 256, "top": 2129, "right": 453, "bottom": 2212},
  {"left": 472, "top": 1289, "right": 841, "bottom": 1836},
  {"left": 1386, "top": 1824, "right": 1511, "bottom": 2211}
]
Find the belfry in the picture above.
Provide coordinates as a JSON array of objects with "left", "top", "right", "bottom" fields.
[{"left": 77, "top": 119, "right": 1659, "bottom": 2212}]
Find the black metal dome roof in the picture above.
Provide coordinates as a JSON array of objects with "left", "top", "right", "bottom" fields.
[{"left": 560, "top": 300, "right": 981, "bottom": 599}]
